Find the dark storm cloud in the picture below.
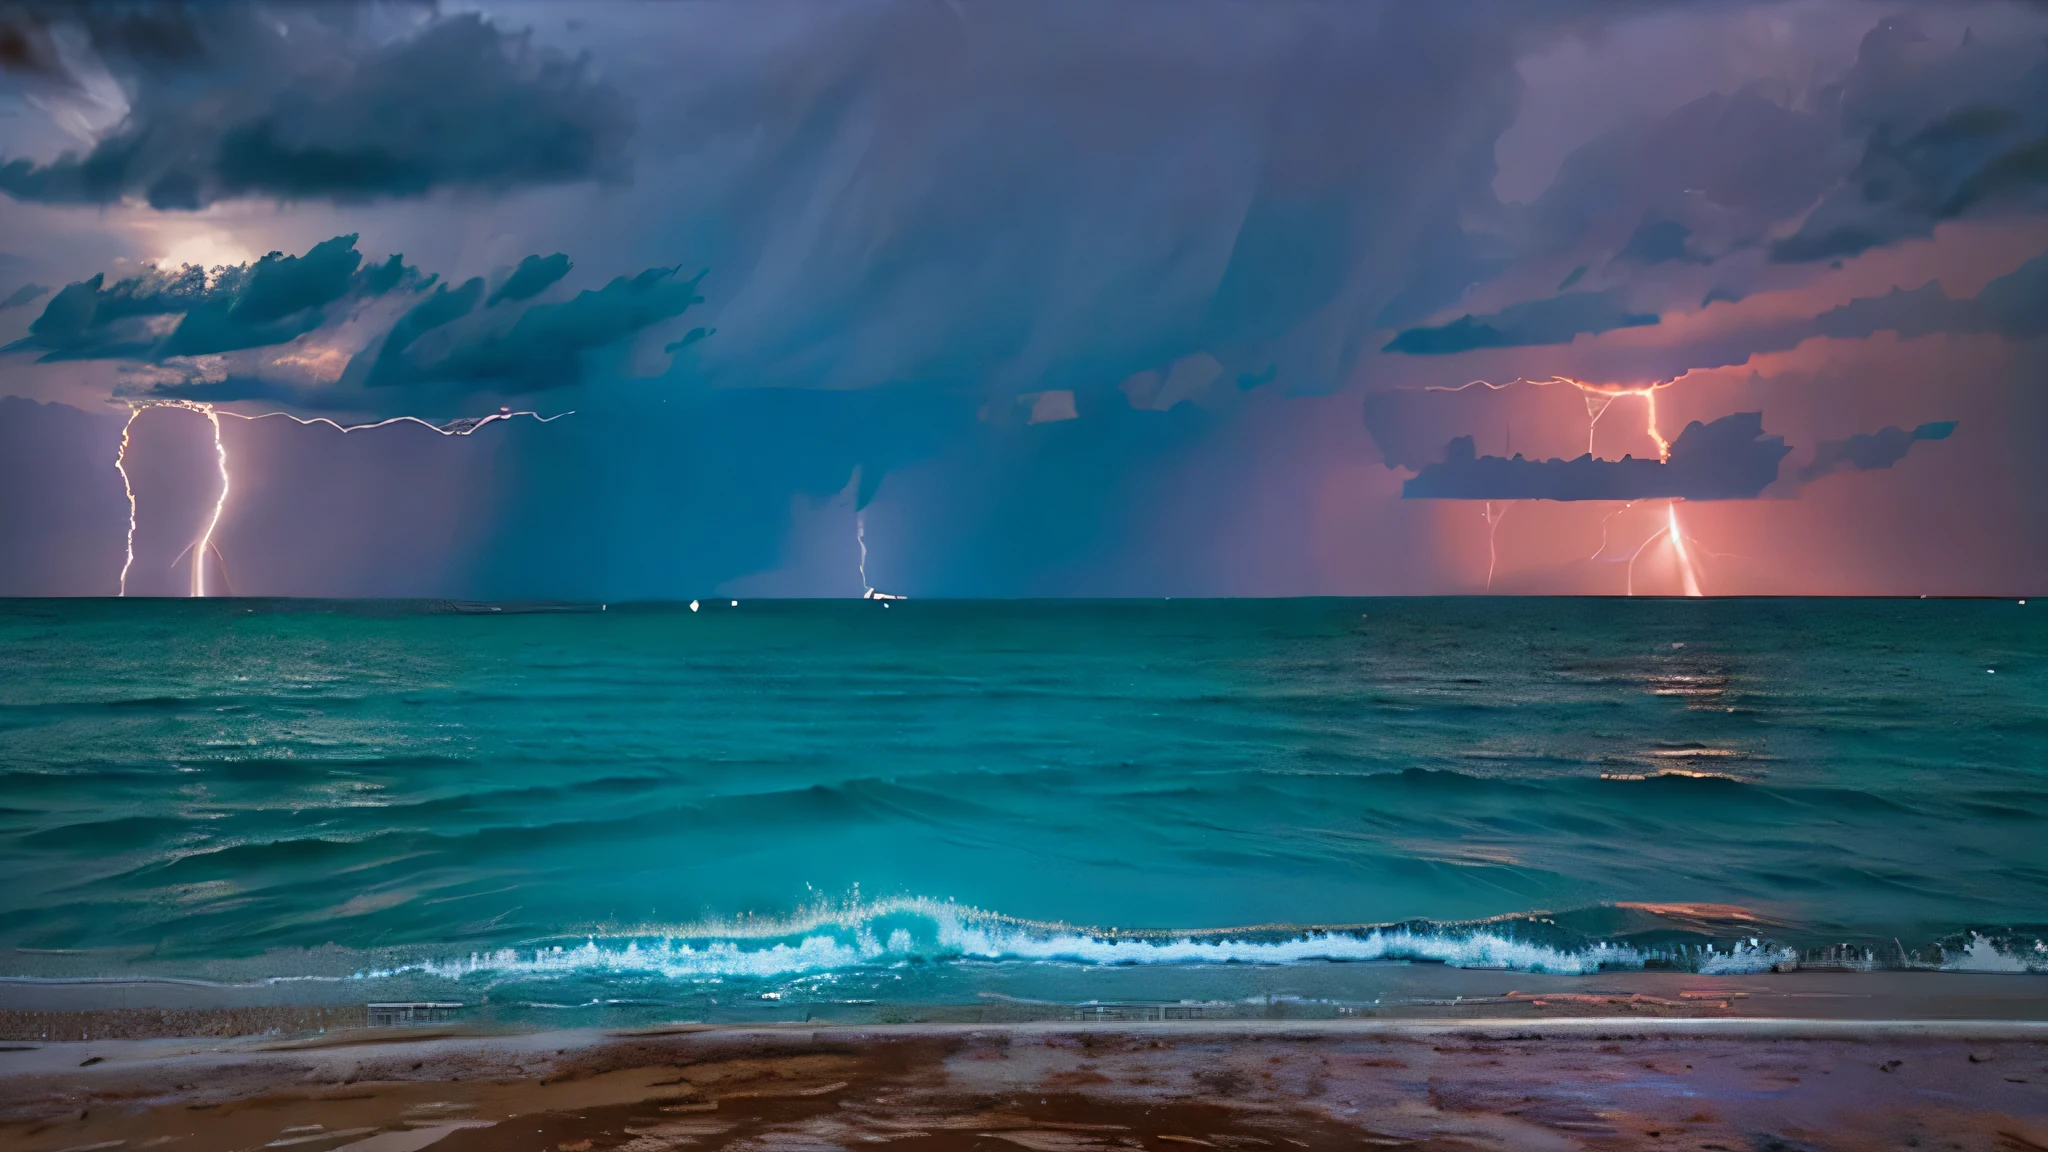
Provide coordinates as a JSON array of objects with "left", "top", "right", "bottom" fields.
[
  {"left": 1382, "top": 290, "right": 1658, "bottom": 355},
  {"left": 0, "top": 8, "right": 629, "bottom": 208},
  {"left": 1770, "top": 18, "right": 2048, "bottom": 262},
  {"left": 1797, "top": 420, "right": 1956, "bottom": 485},
  {"left": 666, "top": 0, "right": 1544, "bottom": 398},
  {"left": 488, "top": 254, "right": 572, "bottom": 307},
  {"left": 365, "top": 276, "right": 484, "bottom": 380},
  {"left": 6, "top": 234, "right": 421, "bottom": 361},
  {"left": 1402, "top": 412, "right": 1792, "bottom": 501},
  {"left": 1815, "top": 250, "right": 2048, "bottom": 341},
  {"left": 0, "top": 4, "right": 233, "bottom": 80},
  {"left": 1516, "top": 86, "right": 1838, "bottom": 266},
  {"left": 0, "top": 282, "right": 46, "bottom": 309},
  {"left": 363, "top": 266, "right": 706, "bottom": 391},
  {"left": 7, "top": 231, "right": 703, "bottom": 402},
  {"left": 1616, "top": 218, "right": 1699, "bottom": 266},
  {"left": 1450, "top": 15, "right": 2048, "bottom": 307},
  {"left": 1563, "top": 238, "right": 2048, "bottom": 380}
]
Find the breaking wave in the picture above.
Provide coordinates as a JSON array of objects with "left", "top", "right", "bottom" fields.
[{"left": 335, "top": 897, "right": 2042, "bottom": 985}]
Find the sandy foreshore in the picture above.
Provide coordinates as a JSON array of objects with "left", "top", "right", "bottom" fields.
[{"left": 2, "top": 1017, "right": 2044, "bottom": 1152}]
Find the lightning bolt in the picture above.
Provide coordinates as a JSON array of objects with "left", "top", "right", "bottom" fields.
[
  {"left": 195, "top": 402, "right": 227, "bottom": 597},
  {"left": 114, "top": 399, "right": 223, "bottom": 597},
  {"left": 1626, "top": 501, "right": 1705, "bottom": 598},
  {"left": 1588, "top": 501, "right": 1635, "bottom": 561},
  {"left": 1427, "top": 375, "right": 1674, "bottom": 461},
  {"left": 115, "top": 408, "right": 141, "bottom": 597},
  {"left": 854, "top": 509, "right": 903, "bottom": 600},
  {"left": 1665, "top": 502, "right": 1703, "bottom": 598},
  {"left": 1483, "top": 500, "right": 1511, "bottom": 592},
  {"left": 857, "top": 510, "right": 871, "bottom": 597},
  {"left": 113, "top": 400, "right": 569, "bottom": 597},
  {"left": 1428, "top": 376, "right": 1702, "bottom": 596}
]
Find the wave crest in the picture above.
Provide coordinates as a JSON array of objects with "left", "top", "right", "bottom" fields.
[{"left": 356, "top": 897, "right": 1812, "bottom": 982}]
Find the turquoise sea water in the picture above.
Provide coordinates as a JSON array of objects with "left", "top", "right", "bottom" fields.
[{"left": 2, "top": 598, "right": 2044, "bottom": 1014}]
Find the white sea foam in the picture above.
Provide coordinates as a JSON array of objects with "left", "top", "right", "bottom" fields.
[
  {"left": 1940, "top": 933, "right": 2048, "bottom": 974},
  {"left": 1697, "top": 944, "right": 1797, "bottom": 975},
  {"left": 344, "top": 898, "right": 1795, "bottom": 983}
]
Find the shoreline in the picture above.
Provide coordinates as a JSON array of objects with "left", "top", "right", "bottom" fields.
[
  {"left": 4, "top": 1017, "right": 2045, "bottom": 1151},
  {"left": 8, "top": 965, "right": 2048, "bottom": 1042}
]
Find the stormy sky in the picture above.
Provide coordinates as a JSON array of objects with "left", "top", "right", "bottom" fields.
[{"left": 2, "top": 0, "right": 2044, "bottom": 597}]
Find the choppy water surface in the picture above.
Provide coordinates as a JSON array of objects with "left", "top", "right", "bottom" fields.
[{"left": 1, "top": 597, "right": 2044, "bottom": 1014}]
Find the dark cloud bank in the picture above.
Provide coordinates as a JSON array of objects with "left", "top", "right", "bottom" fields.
[
  {"left": 1381, "top": 290, "right": 1658, "bottom": 355},
  {"left": 1378, "top": 15, "right": 2048, "bottom": 365},
  {"left": 14, "top": 234, "right": 408, "bottom": 361},
  {"left": 10, "top": 3, "right": 2047, "bottom": 409},
  {"left": 1401, "top": 413, "right": 1793, "bottom": 501},
  {"left": 1386, "top": 411, "right": 1957, "bottom": 501},
  {"left": 0, "top": 2, "right": 2038, "bottom": 596},
  {"left": 1800, "top": 420, "right": 1956, "bottom": 484},
  {"left": 5, "top": 233, "right": 703, "bottom": 399},
  {"left": 0, "top": 7, "right": 629, "bottom": 207},
  {"left": 1816, "top": 250, "right": 2048, "bottom": 342}
]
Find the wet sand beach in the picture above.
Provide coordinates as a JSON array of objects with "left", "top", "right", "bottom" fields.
[{"left": 3, "top": 1018, "right": 2045, "bottom": 1152}]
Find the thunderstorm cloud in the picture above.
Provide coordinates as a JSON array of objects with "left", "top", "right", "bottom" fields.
[
  {"left": 0, "top": 9, "right": 630, "bottom": 208},
  {"left": 1401, "top": 412, "right": 1793, "bottom": 501},
  {"left": 0, "top": 1, "right": 2042, "bottom": 596},
  {"left": 7, "top": 232, "right": 705, "bottom": 403},
  {"left": 489, "top": 254, "right": 573, "bottom": 307},
  {"left": 1382, "top": 290, "right": 1660, "bottom": 355},
  {"left": 1797, "top": 421, "right": 1958, "bottom": 485},
  {"left": 361, "top": 266, "right": 706, "bottom": 391},
  {"left": 1814, "top": 251, "right": 2048, "bottom": 342},
  {"left": 1768, "top": 19, "right": 2048, "bottom": 262},
  {"left": 7, "top": 234, "right": 413, "bottom": 362}
]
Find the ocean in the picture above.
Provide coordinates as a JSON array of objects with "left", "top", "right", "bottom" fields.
[{"left": 2, "top": 597, "right": 2044, "bottom": 1024}]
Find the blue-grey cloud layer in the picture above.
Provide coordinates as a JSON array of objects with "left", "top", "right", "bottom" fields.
[
  {"left": 1798, "top": 420, "right": 1956, "bottom": 485},
  {"left": 7, "top": 232, "right": 704, "bottom": 401},
  {"left": 1401, "top": 413, "right": 1793, "bottom": 501},
  {"left": 1769, "top": 19, "right": 2048, "bottom": 262},
  {"left": 1816, "top": 251, "right": 2048, "bottom": 341},
  {"left": 0, "top": 1, "right": 2041, "bottom": 597},
  {"left": 0, "top": 9, "right": 629, "bottom": 208},
  {"left": 363, "top": 266, "right": 704, "bottom": 392},
  {"left": 10, "top": 234, "right": 412, "bottom": 361},
  {"left": 1383, "top": 290, "right": 1659, "bottom": 355}
]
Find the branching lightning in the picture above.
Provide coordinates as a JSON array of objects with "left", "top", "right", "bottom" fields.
[
  {"left": 113, "top": 400, "right": 568, "bottom": 597},
  {"left": 1426, "top": 374, "right": 1675, "bottom": 460},
  {"left": 115, "top": 400, "right": 225, "bottom": 597},
  {"left": 1430, "top": 376, "right": 1703, "bottom": 596},
  {"left": 1625, "top": 501, "right": 1705, "bottom": 598},
  {"left": 1588, "top": 501, "right": 1635, "bottom": 561}
]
